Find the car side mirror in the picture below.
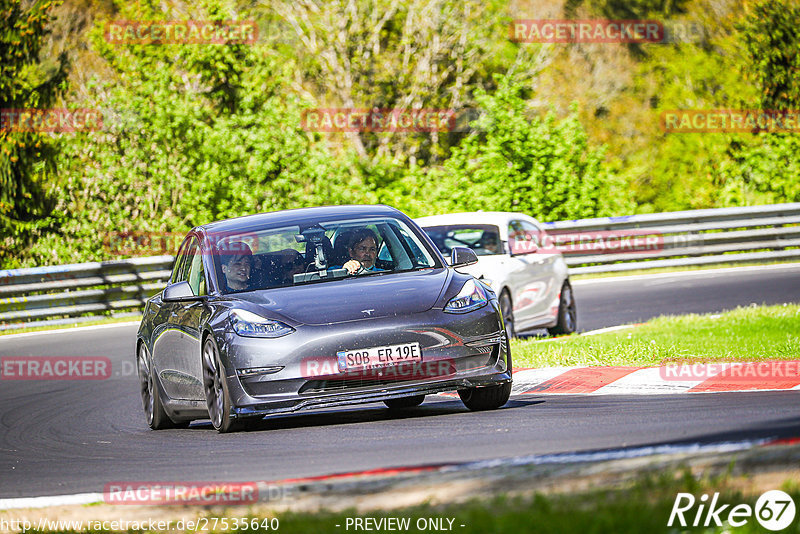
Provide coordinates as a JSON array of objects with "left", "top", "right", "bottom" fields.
[
  {"left": 450, "top": 247, "right": 478, "bottom": 268},
  {"left": 163, "top": 281, "right": 198, "bottom": 302}
]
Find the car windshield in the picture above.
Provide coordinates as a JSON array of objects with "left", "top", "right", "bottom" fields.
[
  {"left": 422, "top": 224, "right": 503, "bottom": 256},
  {"left": 212, "top": 216, "right": 440, "bottom": 293}
]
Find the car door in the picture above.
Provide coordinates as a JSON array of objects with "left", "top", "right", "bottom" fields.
[
  {"left": 170, "top": 237, "right": 207, "bottom": 401},
  {"left": 152, "top": 237, "right": 206, "bottom": 401},
  {"left": 519, "top": 219, "right": 561, "bottom": 323},
  {"left": 151, "top": 239, "right": 190, "bottom": 400},
  {"left": 506, "top": 220, "right": 553, "bottom": 329}
]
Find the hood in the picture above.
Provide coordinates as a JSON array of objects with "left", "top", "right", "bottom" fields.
[{"left": 230, "top": 268, "right": 450, "bottom": 325}]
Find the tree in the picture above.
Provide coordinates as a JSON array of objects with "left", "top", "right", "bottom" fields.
[
  {"left": 21, "top": 0, "right": 377, "bottom": 266},
  {"left": 0, "top": 0, "right": 69, "bottom": 265},
  {"left": 715, "top": 0, "right": 800, "bottom": 206},
  {"left": 415, "top": 77, "right": 633, "bottom": 221},
  {"left": 739, "top": 0, "right": 800, "bottom": 111},
  {"left": 271, "top": 0, "right": 548, "bottom": 165}
]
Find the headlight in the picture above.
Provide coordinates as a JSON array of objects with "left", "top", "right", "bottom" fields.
[
  {"left": 444, "top": 279, "right": 489, "bottom": 313},
  {"left": 230, "top": 309, "right": 294, "bottom": 338}
]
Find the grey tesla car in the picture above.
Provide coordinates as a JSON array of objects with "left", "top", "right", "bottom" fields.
[{"left": 136, "top": 205, "right": 512, "bottom": 432}]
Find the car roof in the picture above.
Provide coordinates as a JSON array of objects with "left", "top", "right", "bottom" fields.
[
  {"left": 198, "top": 204, "right": 404, "bottom": 236},
  {"left": 415, "top": 211, "right": 542, "bottom": 229}
]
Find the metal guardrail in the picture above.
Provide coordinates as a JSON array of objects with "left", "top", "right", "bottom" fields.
[
  {"left": 0, "top": 256, "right": 173, "bottom": 325},
  {"left": 544, "top": 202, "right": 800, "bottom": 274},
  {"left": 1, "top": 203, "right": 799, "bottom": 327}
]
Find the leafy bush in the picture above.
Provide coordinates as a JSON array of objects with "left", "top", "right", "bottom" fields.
[{"left": 419, "top": 78, "right": 633, "bottom": 220}]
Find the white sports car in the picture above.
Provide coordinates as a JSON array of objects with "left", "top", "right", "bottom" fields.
[{"left": 416, "top": 212, "right": 576, "bottom": 337}]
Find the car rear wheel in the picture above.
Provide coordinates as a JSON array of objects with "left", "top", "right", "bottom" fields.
[
  {"left": 499, "top": 290, "right": 516, "bottom": 338},
  {"left": 202, "top": 337, "right": 243, "bottom": 433},
  {"left": 547, "top": 280, "right": 577, "bottom": 336},
  {"left": 137, "top": 344, "right": 187, "bottom": 430},
  {"left": 458, "top": 382, "right": 512, "bottom": 411},
  {"left": 384, "top": 395, "right": 425, "bottom": 409}
]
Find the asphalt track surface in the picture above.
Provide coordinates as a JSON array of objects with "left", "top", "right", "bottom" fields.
[{"left": 1, "top": 265, "right": 799, "bottom": 499}]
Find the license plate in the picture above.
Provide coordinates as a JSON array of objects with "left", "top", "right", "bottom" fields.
[{"left": 337, "top": 342, "right": 422, "bottom": 372}]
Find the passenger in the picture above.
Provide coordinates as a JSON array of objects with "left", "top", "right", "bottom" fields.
[
  {"left": 480, "top": 231, "right": 501, "bottom": 254},
  {"left": 220, "top": 242, "right": 253, "bottom": 292},
  {"left": 342, "top": 229, "right": 382, "bottom": 275},
  {"left": 275, "top": 249, "right": 306, "bottom": 285}
]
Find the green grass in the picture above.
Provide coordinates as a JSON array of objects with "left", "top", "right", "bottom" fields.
[
  {"left": 37, "top": 468, "right": 800, "bottom": 533},
  {"left": 193, "top": 471, "right": 800, "bottom": 533},
  {"left": 512, "top": 303, "right": 800, "bottom": 368}
]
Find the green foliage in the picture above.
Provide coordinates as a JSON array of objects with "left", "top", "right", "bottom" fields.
[
  {"left": 16, "top": 0, "right": 377, "bottom": 266},
  {"left": 0, "top": 0, "right": 69, "bottom": 263},
  {"left": 739, "top": 0, "right": 800, "bottom": 111},
  {"left": 269, "top": 0, "right": 532, "bottom": 166},
  {"left": 7, "top": 0, "right": 800, "bottom": 268},
  {"left": 422, "top": 78, "right": 633, "bottom": 220},
  {"left": 718, "top": 0, "right": 800, "bottom": 206}
]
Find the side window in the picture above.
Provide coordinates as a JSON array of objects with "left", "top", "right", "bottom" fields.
[
  {"left": 186, "top": 240, "right": 206, "bottom": 296},
  {"left": 398, "top": 227, "right": 426, "bottom": 263},
  {"left": 519, "top": 221, "right": 542, "bottom": 249},
  {"left": 508, "top": 220, "right": 538, "bottom": 255},
  {"left": 170, "top": 239, "right": 192, "bottom": 284}
]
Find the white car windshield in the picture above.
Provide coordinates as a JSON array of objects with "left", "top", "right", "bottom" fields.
[{"left": 422, "top": 224, "right": 503, "bottom": 256}]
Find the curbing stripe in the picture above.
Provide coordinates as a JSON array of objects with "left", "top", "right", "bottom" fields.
[
  {"left": 690, "top": 362, "right": 800, "bottom": 392},
  {"left": 510, "top": 361, "right": 800, "bottom": 395},
  {"left": 523, "top": 366, "right": 643, "bottom": 394}
]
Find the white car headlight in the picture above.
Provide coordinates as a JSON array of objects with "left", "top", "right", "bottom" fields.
[
  {"left": 230, "top": 309, "right": 294, "bottom": 338},
  {"left": 444, "top": 279, "right": 489, "bottom": 313}
]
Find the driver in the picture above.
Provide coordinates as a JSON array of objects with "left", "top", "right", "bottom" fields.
[
  {"left": 342, "top": 229, "right": 382, "bottom": 275},
  {"left": 219, "top": 242, "right": 253, "bottom": 291},
  {"left": 480, "top": 231, "right": 501, "bottom": 254}
]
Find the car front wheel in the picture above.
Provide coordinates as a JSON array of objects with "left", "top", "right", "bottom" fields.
[
  {"left": 202, "top": 337, "right": 243, "bottom": 433},
  {"left": 458, "top": 382, "right": 512, "bottom": 411}
]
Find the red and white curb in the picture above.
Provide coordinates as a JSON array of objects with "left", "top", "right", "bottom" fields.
[{"left": 509, "top": 361, "right": 800, "bottom": 395}]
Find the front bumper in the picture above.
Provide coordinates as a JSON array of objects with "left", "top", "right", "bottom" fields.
[{"left": 218, "top": 303, "right": 511, "bottom": 417}]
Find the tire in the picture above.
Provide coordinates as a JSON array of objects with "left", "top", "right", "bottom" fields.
[
  {"left": 202, "top": 337, "right": 243, "bottom": 433},
  {"left": 384, "top": 395, "right": 425, "bottom": 409},
  {"left": 458, "top": 382, "right": 512, "bottom": 411},
  {"left": 499, "top": 290, "right": 516, "bottom": 339},
  {"left": 547, "top": 280, "right": 577, "bottom": 336},
  {"left": 137, "top": 343, "right": 186, "bottom": 430}
]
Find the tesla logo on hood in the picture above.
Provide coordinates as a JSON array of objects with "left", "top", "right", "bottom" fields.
[{"left": 361, "top": 309, "right": 375, "bottom": 316}]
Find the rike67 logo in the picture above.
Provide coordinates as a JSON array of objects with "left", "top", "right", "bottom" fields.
[{"left": 669, "top": 490, "right": 796, "bottom": 531}]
